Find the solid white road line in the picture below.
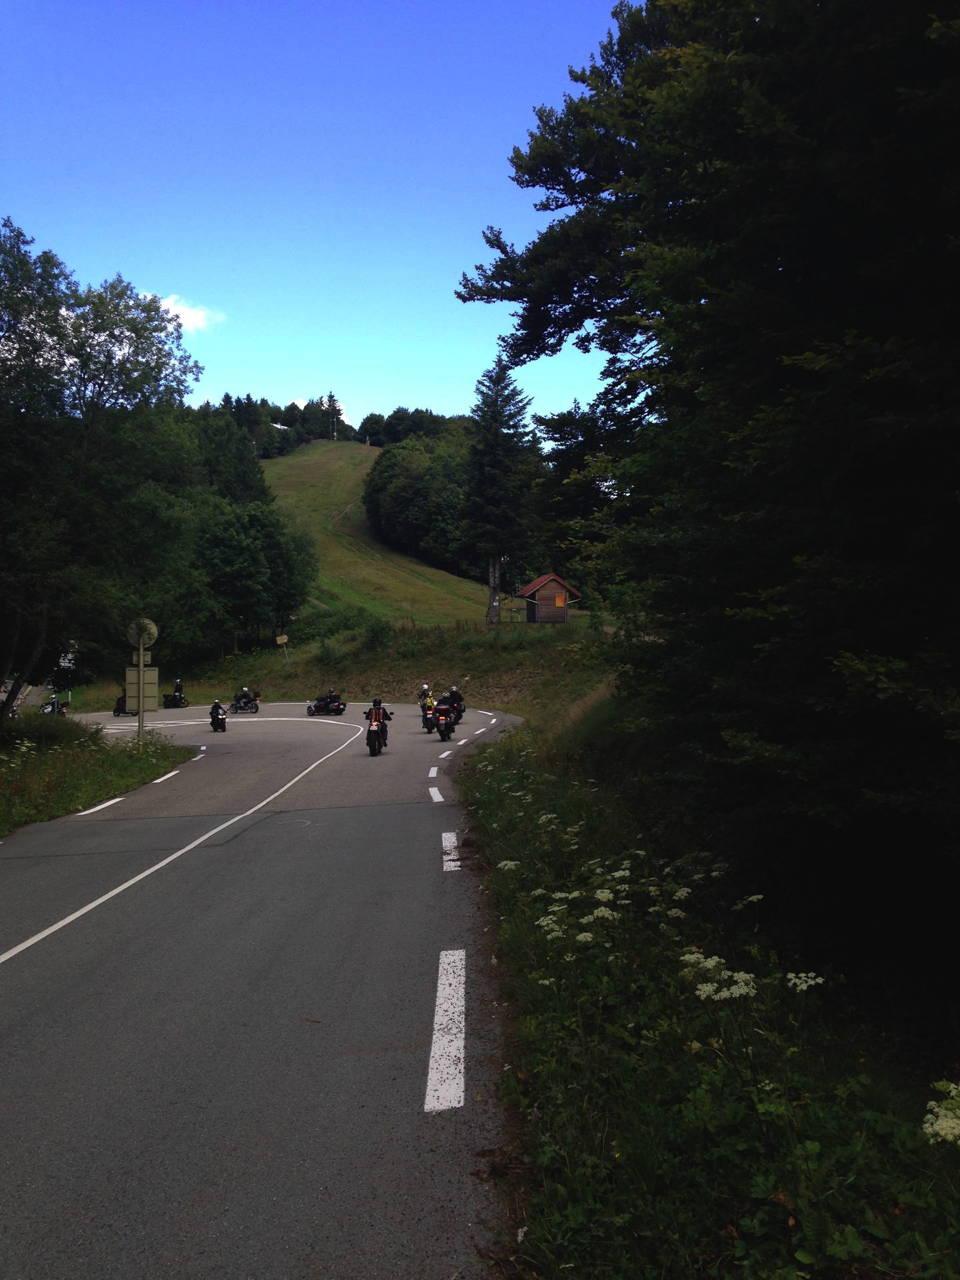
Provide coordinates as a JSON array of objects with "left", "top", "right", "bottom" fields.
[
  {"left": 76, "top": 796, "right": 124, "bottom": 817},
  {"left": 424, "top": 949, "right": 466, "bottom": 1113},
  {"left": 428, "top": 766, "right": 438, "bottom": 778},
  {"left": 439, "top": 750, "right": 452, "bottom": 759},
  {"left": 151, "top": 770, "right": 180, "bottom": 785},
  {"left": 441, "top": 831, "right": 461, "bottom": 872},
  {"left": 1, "top": 724, "right": 365, "bottom": 969},
  {"left": 429, "top": 787, "right": 445, "bottom": 804}
]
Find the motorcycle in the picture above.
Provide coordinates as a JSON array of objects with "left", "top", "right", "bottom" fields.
[
  {"left": 366, "top": 720, "right": 386, "bottom": 756},
  {"left": 306, "top": 695, "right": 347, "bottom": 716},
  {"left": 41, "top": 695, "right": 66, "bottom": 717},
  {"left": 210, "top": 706, "right": 227, "bottom": 732},
  {"left": 229, "top": 695, "right": 260, "bottom": 715},
  {"left": 112, "top": 694, "right": 136, "bottom": 717},
  {"left": 421, "top": 702, "right": 436, "bottom": 732},
  {"left": 162, "top": 691, "right": 190, "bottom": 709},
  {"left": 433, "top": 706, "right": 455, "bottom": 743}
]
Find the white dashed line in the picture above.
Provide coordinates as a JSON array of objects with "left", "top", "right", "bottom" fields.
[
  {"left": 151, "top": 770, "right": 180, "bottom": 785},
  {"left": 457, "top": 738, "right": 468, "bottom": 746},
  {"left": 190, "top": 753, "right": 205, "bottom": 762},
  {"left": 439, "top": 750, "right": 452, "bottom": 759},
  {"left": 424, "top": 949, "right": 466, "bottom": 1112},
  {"left": 490, "top": 718, "right": 497, "bottom": 725},
  {"left": 76, "top": 796, "right": 124, "bottom": 817},
  {"left": 441, "top": 831, "right": 461, "bottom": 872},
  {"left": 428, "top": 766, "right": 438, "bottom": 778},
  {"left": 473, "top": 728, "right": 486, "bottom": 735},
  {"left": 429, "top": 787, "right": 445, "bottom": 804}
]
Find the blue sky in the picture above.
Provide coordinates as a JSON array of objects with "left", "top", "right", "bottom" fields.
[{"left": 3, "top": 0, "right": 616, "bottom": 426}]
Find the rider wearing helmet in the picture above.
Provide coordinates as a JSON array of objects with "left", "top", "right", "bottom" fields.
[
  {"left": 448, "top": 684, "right": 465, "bottom": 723},
  {"left": 364, "top": 697, "right": 393, "bottom": 746}
]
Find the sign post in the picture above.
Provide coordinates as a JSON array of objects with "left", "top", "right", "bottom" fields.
[{"left": 126, "top": 618, "right": 158, "bottom": 745}]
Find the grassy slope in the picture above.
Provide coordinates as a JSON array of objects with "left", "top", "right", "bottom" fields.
[
  {"left": 263, "top": 440, "right": 488, "bottom": 623},
  {"left": 72, "top": 439, "right": 602, "bottom": 713}
]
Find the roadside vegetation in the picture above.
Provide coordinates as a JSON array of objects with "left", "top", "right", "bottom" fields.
[
  {"left": 70, "top": 614, "right": 604, "bottom": 722},
  {"left": 0, "top": 714, "right": 193, "bottom": 837},
  {"left": 461, "top": 712, "right": 960, "bottom": 1279}
]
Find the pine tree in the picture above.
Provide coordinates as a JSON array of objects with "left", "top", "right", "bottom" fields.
[{"left": 461, "top": 357, "right": 535, "bottom": 623}]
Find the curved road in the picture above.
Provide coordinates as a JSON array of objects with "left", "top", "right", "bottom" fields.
[{"left": 0, "top": 702, "right": 519, "bottom": 1279}]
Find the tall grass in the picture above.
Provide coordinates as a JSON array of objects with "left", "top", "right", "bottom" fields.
[{"left": 0, "top": 713, "right": 194, "bottom": 836}]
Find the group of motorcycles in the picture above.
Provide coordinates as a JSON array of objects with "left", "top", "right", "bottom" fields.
[{"left": 203, "top": 685, "right": 465, "bottom": 754}]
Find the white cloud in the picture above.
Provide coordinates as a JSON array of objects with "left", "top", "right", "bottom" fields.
[{"left": 158, "top": 294, "right": 225, "bottom": 333}]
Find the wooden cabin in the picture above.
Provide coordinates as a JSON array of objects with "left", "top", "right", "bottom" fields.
[{"left": 517, "top": 573, "right": 580, "bottom": 623}]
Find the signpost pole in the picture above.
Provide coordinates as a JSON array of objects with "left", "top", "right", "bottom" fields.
[{"left": 138, "top": 636, "right": 145, "bottom": 744}]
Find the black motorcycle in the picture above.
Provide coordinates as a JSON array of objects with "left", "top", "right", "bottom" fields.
[
  {"left": 210, "top": 706, "right": 227, "bottom": 732},
  {"left": 306, "top": 695, "right": 347, "bottom": 716},
  {"left": 162, "top": 691, "right": 190, "bottom": 709},
  {"left": 41, "top": 695, "right": 66, "bottom": 717},
  {"left": 366, "top": 720, "right": 386, "bottom": 756},
  {"left": 229, "top": 696, "right": 260, "bottom": 715},
  {"left": 113, "top": 694, "right": 136, "bottom": 717},
  {"left": 433, "top": 705, "right": 455, "bottom": 743}
]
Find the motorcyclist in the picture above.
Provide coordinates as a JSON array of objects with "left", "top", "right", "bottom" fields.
[
  {"left": 234, "top": 686, "right": 254, "bottom": 708},
  {"left": 448, "top": 684, "right": 466, "bottom": 723},
  {"left": 173, "top": 677, "right": 185, "bottom": 707},
  {"left": 432, "top": 690, "right": 453, "bottom": 727},
  {"left": 420, "top": 689, "right": 436, "bottom": 728},
  {"left": 210, "top": 698, "right": 226, "bottom": 728},
  {"left": 417, "top": 682, "right": 431, "bottom": 707},
  {"left": 324, "top": 687, "right": 342, "bottom": 707},
  {"left": 364, "top": 697, "right": 393, "bottom": 746}
]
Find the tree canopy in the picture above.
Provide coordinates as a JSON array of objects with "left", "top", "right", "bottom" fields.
[{"left": 459, "top": 2, "right": 960, "bottom": 885}]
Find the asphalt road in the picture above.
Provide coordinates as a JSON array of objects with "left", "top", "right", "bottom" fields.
[{"left": 0, "top": 701, "right": 519, "bottom": 1279}]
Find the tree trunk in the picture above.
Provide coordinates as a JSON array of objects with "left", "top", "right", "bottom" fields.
[{"left": 485, "top": 556, "right": 502, "bottom": 625}]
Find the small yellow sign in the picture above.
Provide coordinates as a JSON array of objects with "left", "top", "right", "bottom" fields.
[{"left": 276, "top": 634, "right": 289, "bottom": 646}]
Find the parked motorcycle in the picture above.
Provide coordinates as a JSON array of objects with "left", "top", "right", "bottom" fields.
[
  {"left": 41, "top": 695, "right": 66, "bottom": 717},
  {"left": 306, "top": 695, "right": 347, "bottom": 716},
  {"left": 113, "top": 694, "right": 136, "bottom": 717},
  {"left": 433, "top": 706, "right": 455, "bottom": 742},
  {"left": 210, "top": 706, "right": 227, "bottom": 733}
]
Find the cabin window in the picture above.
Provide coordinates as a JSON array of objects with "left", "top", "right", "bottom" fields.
[{"left": 554, "top": 592, "right": 566, "bottom": 607}]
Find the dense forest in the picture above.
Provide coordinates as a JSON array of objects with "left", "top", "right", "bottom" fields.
[
  {"left": 0, "top": 219, "right": 323, "bottom": 716},
  {"left": 361, "top": 390, "right": 605, "bottom": 596}
]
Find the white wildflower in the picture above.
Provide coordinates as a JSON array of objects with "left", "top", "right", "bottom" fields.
[
  {"left": 673, "top": 887, "right": 692, "bottom": 900},
  {"left": 732, "top": 893, "right": 764, "bottom": 912},
  {"left": 595, "top": 889, "right": 615, "bottom": 902},
  {"left": 666, "top": 908, "right": 686, "bottom": 919},
  {"left": 575, "top": 932, "right": 594, "bottom": 943},
  {"left": 786, "top": 971, "right": 825, "bottom": 993},
  {"left": 923, "top": 1082, "right": 960, "bottom": 1147},
  {"left": 497, "top": 860, "right": 520, "bottom": 871}
]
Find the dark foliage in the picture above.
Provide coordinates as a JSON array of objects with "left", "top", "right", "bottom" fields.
[{"left": 460, "top": 3, "right": 960, "bottom": 991}]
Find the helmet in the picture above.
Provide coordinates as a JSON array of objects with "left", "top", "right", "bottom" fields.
[
  {"left": 451, "top": 684, "right": 459, "bottom": 693},
  {"left": 421, "top": 682, "right": 429, "bottom": 690},
  {"left": 373, "top": 697, "right": 382, "bottom": 708}
]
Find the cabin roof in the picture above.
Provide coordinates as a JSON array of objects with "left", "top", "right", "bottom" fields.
[{"left": 516, "top": 572, "right": 581, "bottom": 601}]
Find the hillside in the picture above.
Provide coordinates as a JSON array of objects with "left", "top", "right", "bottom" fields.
[{"left": 263, "top": 440, "right": 487, "bottom": 624}]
